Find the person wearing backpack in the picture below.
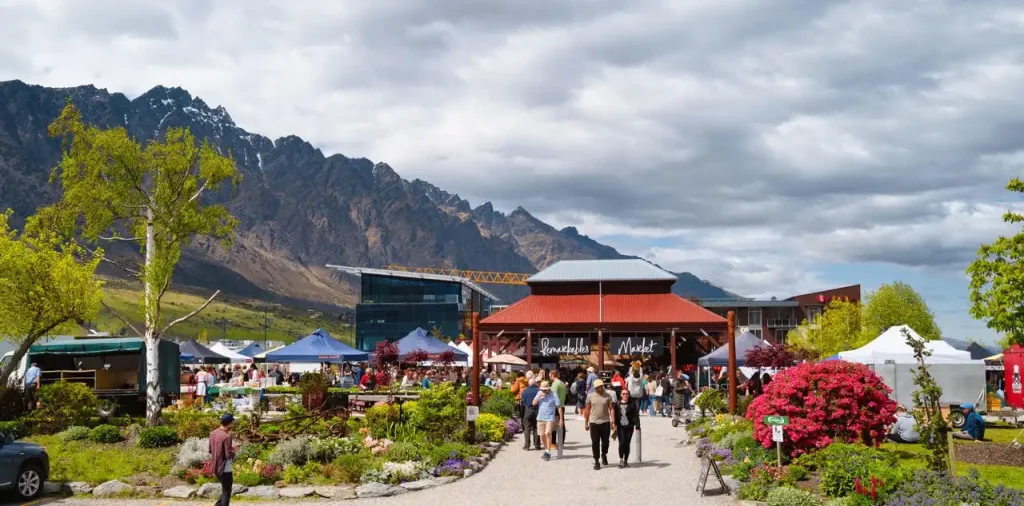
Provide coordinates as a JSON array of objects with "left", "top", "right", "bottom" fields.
[
  {"left": 659, "top": 372, "right": 674, "bottom": 417},
  {"left": 573, "top": 372, "right": 587, "bottom": 414}
]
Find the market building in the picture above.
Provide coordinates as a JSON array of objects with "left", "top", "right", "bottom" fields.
[
  {"left": 327, "top": 265, "right": 497, "bottom": 351},
  {"left": 697, "top": 284, "right": 861, "bottom": 344},
  {"left": 477, "top": 259, "right": 729, "bottom": 370}
]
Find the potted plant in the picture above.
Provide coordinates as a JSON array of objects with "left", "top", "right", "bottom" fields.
[{"left": 299, "top": 372, "right": 330, "bottom": 410}]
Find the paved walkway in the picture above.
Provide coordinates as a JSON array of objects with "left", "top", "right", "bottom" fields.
[{"left": 26, "top": 412, "right": 732, "bottom": 506}]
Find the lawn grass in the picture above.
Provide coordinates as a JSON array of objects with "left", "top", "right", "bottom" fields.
[
  {"left": 880, "top": 426, "right": 1024, "bottom": 490},
  {"left": 29, "top": 435, "right": 176, "bottom": 484},
  {"left": 92, "top": 285, "right": 354, "bottom": 345}
]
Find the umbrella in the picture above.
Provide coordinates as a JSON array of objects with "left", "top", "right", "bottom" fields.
[{"left": 484, "top": 354, "right": 527, "bottom": 366}]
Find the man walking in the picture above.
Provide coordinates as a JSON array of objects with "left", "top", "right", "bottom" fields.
[
  {"left": 23, "top": 362, "right": 41, "bottom": 411},
  {"left": 549, "top": 369, "right": 568, "bottom": 443},
  {"left": 209, "top": 413, "right": 237, "bottom": 506},
  {"left": 521, "top": 378, "right": 541, "bottom": 450},
  {"left": 584, "top": 379, "right": 616, "bottom": 470},
  {"left": 533, "top": 380, "right": 563, "bottom": 461},
  {"left": 585, "top": 366, "right": 599, "bottom": 394}
]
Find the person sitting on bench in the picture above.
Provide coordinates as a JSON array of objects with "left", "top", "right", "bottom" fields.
[
  {"left": 952, "top": 403, "right": 985, "bottom": 441},
  {"left": 886, "top": 405, "right": 920, "bottom": 444}
]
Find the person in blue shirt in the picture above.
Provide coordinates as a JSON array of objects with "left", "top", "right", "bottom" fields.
[
  {"left": 585, "top": 366, "right": 598, "bottom": 395},
  {"left": 520, "top": 379, "right": 541, "bottom": 450},
  {"left": 24, "top": 362, "right": 42, "bottom": 411},
  {"left": 532, "top": 380, "right": 563, "bottom": 461},
  {"left": 953, "top": 403, "right": 986, "bottom": 441},
  {"left": 421, "top": 371, "right": 433, "bottom": 389}
]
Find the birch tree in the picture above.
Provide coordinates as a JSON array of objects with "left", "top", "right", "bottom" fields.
[
  {"left": 0, "top": 210, "right": 103, "bottom": 385},
  {"left": 34, "top": 101, "right": 239, "bottom": 425}
]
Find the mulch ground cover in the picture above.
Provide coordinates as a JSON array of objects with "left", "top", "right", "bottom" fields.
[{"left": 955, "top": 442, "right": 1024, "bottom": 467}]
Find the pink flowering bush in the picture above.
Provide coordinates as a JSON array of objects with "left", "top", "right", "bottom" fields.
[{"left": 746, "top": 360, "right": 897, "bottom": 457}]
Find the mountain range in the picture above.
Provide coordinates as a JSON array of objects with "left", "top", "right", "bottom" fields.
[{"left": 0, "top": 79, "right": 735, "bottom": 311}]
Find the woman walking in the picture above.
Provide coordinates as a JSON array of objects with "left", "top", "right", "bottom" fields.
[
  {"left": 645, "top": 375, "right": 658, "bottom": 416},
  {"left": 615, "top": 389, "right": 641, "bottom": 467}
]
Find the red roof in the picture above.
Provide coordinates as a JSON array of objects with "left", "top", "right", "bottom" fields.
[{"left": 480, "top": 293, "right": 727, "bottom": 326}]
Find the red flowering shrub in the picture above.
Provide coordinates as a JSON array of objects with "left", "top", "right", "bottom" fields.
[
  {"left": 436, "top": 349, "right": 457, "bottom": 367},
  {"left": 373, "top": 341, "right": 400, "bottom": 371},
  {"left": 403, "top": 350, "right": 430, "bottom": 365},
  {"left": 746, "top": 360, "right": 897, "bottom": 457},
  {"left": 744, "top": 344, "right": 809, "bottom": 369}
]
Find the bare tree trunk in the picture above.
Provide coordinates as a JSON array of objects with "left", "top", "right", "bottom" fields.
[{"left": 144, "top": 211, "right": 162, "bottom": 426}]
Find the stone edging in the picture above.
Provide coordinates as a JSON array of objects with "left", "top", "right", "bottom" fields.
[{"left": 43, "top": 440, "right": 506, "bottom": 501}]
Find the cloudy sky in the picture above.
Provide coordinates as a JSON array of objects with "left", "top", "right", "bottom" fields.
[{"left": 2, "top": 0, "right": 1022, "bottom": 344}]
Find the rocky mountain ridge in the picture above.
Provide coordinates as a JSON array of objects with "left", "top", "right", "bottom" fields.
[{"left": 0, "top": 79, "right": 736, "bottom": 310}]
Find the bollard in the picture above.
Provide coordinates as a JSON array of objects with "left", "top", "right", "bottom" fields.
[
  {"left": 636, "top": 427, "right": 642, "bottom": 463},
  {"left": 557, "top": 423, "right": 564, "bottom": 458}
]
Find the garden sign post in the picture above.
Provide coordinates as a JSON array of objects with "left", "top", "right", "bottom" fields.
[{"left": 764, "top": 415, "right": 789, "bottom": 467}]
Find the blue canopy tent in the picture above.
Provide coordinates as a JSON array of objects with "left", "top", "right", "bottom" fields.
[
  {"left": 697, "top": 332, "right": 771, "bottom": 367},
  {"left": 396, "top": 328, "right": 468, "bottom": 360},
  {"left": 265, "top": 328, "right": 368, "bottom": 363},
  {"left": 237, "top": 342, "right": 263, "bottom": 358},
  {"left": 180, "top": 352, "right": 195, "bottom": 362}
]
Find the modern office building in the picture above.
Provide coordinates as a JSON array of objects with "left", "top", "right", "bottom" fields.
[
  {"left": 697, "top": 284, "right": 861, "bottom": 344},
  {"left": 328, "top": 266, "right": 497, "bottom": 351}
]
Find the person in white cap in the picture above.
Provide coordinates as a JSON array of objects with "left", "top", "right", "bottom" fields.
[
  {"left": 586, "top": 366, "right": 599, "bottom": 395},
  {"left": 533, "top": 380, "right": 563, "bottom": 461},
  {"left": 584, "top": 379, "right": 616, "bottom": 470}
]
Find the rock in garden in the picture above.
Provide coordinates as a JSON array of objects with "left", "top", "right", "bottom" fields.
[
  {"left": 231, "top": 484, "right": 248, "bottom": 496},
  {"left": 242, "top": 486, "right": 281, "bottom": 499},
  {"left": 463, "top": 469, "right": 474, "bottom": 478},
  {"left": 162, "top": 486, "right": 197, "bottom": 499},
  {"left": 279, "top": 486, "right": 315, "bottom": 498},
  {"left": 433, "top": 476, "right": 459, "bottom": 485},
  {"left": 68, "top": 482, "right": 93, "bottom": 494},
  {"left": 196, "top": 483, "right": 221, "bottom": 498},
  {"left": 134, "top": 486, "right": 158, "bottom": 497},
  {"left": 356, "top": 482, "right": 397, "bottom": 498},
  {"left": 92, "top": 480, "right": 133, "bottom": 497},
  {"left": 43, "top": 482, "right": 70, "bottom": 496},
  {"left": 723, "top": 477, "right": 741, "bottom": 497},
  {"left": 315, "top": 486, "right": 355, "bottom": 499},
  {"left": 400, "top": 479, "right": 439, "bottom": 491},
  {"left": 391, "top": 486, "right": 408, "bottom": 495},
  {"left": 737, "top": 501, "right": 767, "bottom": 506}
]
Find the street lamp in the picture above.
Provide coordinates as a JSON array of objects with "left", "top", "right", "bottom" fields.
[{"left": 214, "top": 318, "right": 230, "bottom": 342}]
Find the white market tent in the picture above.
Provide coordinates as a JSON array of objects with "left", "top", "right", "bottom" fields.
[
  {"left": 838, "top": 325, "right": 974, "bottom": 364},
  {"left": 209, "top": 342, "right": 254, "bottom": 363}
]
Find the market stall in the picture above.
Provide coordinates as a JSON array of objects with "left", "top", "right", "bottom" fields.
[
  {"left": 696, "top": 332, "right": 771, "bottom": 390},
  {"left": 209, "top": 342, "right": 254, "bottom": 363}
]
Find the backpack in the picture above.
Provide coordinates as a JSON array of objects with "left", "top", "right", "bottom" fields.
[{"left": 570, "top": 382, "right": 578, "bottom": 396}]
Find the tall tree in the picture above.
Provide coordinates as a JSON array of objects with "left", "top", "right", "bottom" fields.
[
  {"left": 0, "top": 211, "right": 103, "bottom": 384},
  {"left": 967, "top": 177, "right": 1024, "bottom": 346},
  {"left": 34, "top": 101, "right": 239, "bottom": 425},
  {"left": 861, "top": 282, "right": 940, "bottom": 341},
  {"left": 787, "top": 299, "right": 865, "bottom": 359}
]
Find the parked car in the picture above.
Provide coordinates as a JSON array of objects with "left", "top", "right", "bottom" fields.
[{"left": 0, "top": 432, "right": 49, "bottom": 500}]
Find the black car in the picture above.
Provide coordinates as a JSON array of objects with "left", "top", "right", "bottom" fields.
[{"left": 0, "top": 432, "right": 49, "bottom": 500}]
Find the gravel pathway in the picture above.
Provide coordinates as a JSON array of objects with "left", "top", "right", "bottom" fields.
[{"left": 20, "top": 412, "right": 732, "bottom": 506}]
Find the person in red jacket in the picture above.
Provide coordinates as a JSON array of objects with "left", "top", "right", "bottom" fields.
[{"left": 209, "top": 414, "right": 237, "bottom": 506}]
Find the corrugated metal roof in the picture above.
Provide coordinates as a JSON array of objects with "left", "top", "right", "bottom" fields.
[
  {"left": 479, "top": 293, "right": 727, "bottom": 326},
  {"left": 326, "top": 265, "right": 499, "bottom": 301},
  {"left": 527, "top": 259, "right": 677, "bottom": 283},
  {"left": 699, "top": 299, "right": 799, "bottom": 308}
]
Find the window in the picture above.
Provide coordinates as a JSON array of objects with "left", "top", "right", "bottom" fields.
[
  {"left": 749, "top": 328, "right": 762, "bottom": 339},
  {"left": 748, "top": 308, "right": 762, "bottom": 327},
  {"left": 806, "top": 306, "right": 823, "bottom": 327},
  {"left": 774, "top": 329, "right": 788, "bottom": 344}
]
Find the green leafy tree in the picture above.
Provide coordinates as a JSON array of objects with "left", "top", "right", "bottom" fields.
[
  {"left": 33, "top": 101, "right": 239, "bottom": 425},
  {"left": 787, "top": 299, "right": 865, "bottom": 359},
  {"left": 861, "top": 282, "right": 940, "bottom": 341},
  {"left": 967, "top": 178, "right": 1024, "bottom": 346},
  {"left": 0, "top": 211, "right": 103, "bottom": 385},
  {"left": 905, "top": 328, "right": 950, "bottom": 471}
]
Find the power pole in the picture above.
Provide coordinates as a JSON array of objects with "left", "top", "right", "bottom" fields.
[
  {"left": 214, "top": 318, "right": 230, "bottom": 342},
  {"left": 263, "top": 302, "right": 269, "bottom": 351}
]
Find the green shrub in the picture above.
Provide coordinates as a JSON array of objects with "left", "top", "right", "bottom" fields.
[
  {"left": 765, "top": 486, "right": 822, "bottom": 506},
  {"left": 269, "top": 436, "right": 312, "bottom": 467},
  {"left": 88, "top": 424, "right": 123, "bottom": 443},
  {"left": 32, "top": 382, "right": 98, "bottom": 433},
  {"left": 426, "top": 442, "right": 483, "bottom": 466},
  {"left": 385, "top": 441, "right": 423, "bottom": 462},
  {"left": 475, "top": 413, "right": 506, "bottom": 442},
  {"left": 176, "top": 437, "right": 211, "bottom": 468},
  {"left": 0, "top": 419, "right": 29, "bottom": 440},
  {"left": 693, "top": 389, "right": 725, "bottom": 416},
  {"left": 57, "top": 425, "right": 90, "bottom": 442},
  {"left": 309, "top": 436, "right": 362, "bottom": 463},
  {"left": 409, "top": 383, "right": 465, "bottom": 441},
  {"left": 737, "top": 480, "right": 775, "bottom": 501},
  {"left": 283, "top": 461, "right": 321, "bottom": 484},
  {"left": 797, "top": 443, "right": 906, "bottom": 499},
  {"left": 365, "top": 403, "right": 402, "bottom": 439},
  {"left": 138, "top": 426, "right": 180, "bottom": 448},
  {"left": 399, "top": 401, "right": 418, "bottom": 423},
  {"left": 732, "top": 435, "right": 759, "bottom": 453},
  {"left": 716, "top": 428, "right": 754, "bottom": 450},
  {"left": 481, "top": 389, "right": 517, "bottom": 419},
  {"left": 333, "top": 453, "right": 378, "bottom": 484},
  {"left": 787, "top": 464, "right": 809, "bottom": 482},
  {"left": 709, "top": 418, "right": 753, "bottom": 443},
  {"left": 823, "top": 498, "right": 857, "bottom": 506},
  {"left": 171, "top": 407, "right": 219, "bottom": 440}
]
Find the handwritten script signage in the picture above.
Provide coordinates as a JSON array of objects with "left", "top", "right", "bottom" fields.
[
  {"left": 534, "top": 337, "right": 591, "bottom": 356},
  {"left": 610, "top": 336, "right": 664, "bottom": 356}
]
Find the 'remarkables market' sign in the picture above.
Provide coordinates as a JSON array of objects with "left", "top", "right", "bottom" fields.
[
  {"left": 610, "top": 336, "right": 664, "bottom": 356},
  {"left": 534, "top": 337, "right": 592, "bottom": 356}
]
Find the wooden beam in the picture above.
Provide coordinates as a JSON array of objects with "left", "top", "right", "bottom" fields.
[
  {"left": 670, "top": 329, "right": 677, "bottom": 373},
  {"left": 727, "top": 311, "right": 737, "bottom": 414},
  {"left": 526, "top": 329, "right": 533, "bottom": 369},
  {"left": 598, "top": 330, "right": 605, "bottom": 371}
]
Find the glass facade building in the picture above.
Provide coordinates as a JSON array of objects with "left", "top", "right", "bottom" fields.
[{"left": 355, "top": 274, "right": 493, "bottom": 351}]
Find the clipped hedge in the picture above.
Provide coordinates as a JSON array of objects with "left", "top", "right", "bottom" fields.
[
  {"left": 88, "top": 424, "right": 123, "bottom": 443},
  {"left": 138, "top": 426, "right": 180, "bottom": 448},
  {"left": 0, "top": 420, "right": 28, "bottom": 440}
]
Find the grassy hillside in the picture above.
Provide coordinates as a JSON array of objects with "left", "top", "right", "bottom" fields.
[{"left": 92, "top": 284, "right": 354, "bottom": 346}]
